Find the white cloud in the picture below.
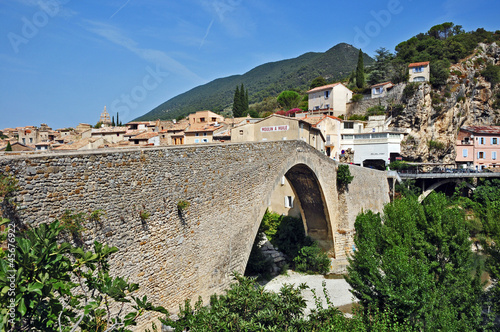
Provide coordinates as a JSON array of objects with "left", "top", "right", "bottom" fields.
[{"left": 84, "top": 20, "right": 205, "bottom": 84}]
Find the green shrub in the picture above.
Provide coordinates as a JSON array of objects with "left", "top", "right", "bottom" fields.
[
  {"left": 337, "top": 164, "right": 354, "bottom": 190},
  {"left": 457, "top": 95, "right": 466, "bottom": 103},
  {"left": 403, "top": 82, "right": 419, "bottom": 100},
  {"left": 351, "top": 94, "right": 363, "bottom": 102},
  {"left": 444, "top": 91, "right": 451, "bottom": 98},
  {"left": 481, "top": 64, "right": 500, "bottom": 87},
  {"left": 428, "top": 139, "right": 446, "bottom": 151},
  {"left": 293, "top": 242, "right": 330, "bottom": 274},
  {"left": 388, "top": 104, "right": 405, "bottom": 117},
  {"left": 366, "top": 105, "right": 386, "bottom": 116},
  {"left": 348, "top": 114, "right": 367, "bottom": 121},
  {"left": 389, "top": 160, "right": 409, "bottom": 170},
  {"left": 177, "top": 199, "right": 190, "bottom": 212}
]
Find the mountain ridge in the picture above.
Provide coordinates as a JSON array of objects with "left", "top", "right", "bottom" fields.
[{"left": 135, "top": 43, "right": 373, "bottom": 121}]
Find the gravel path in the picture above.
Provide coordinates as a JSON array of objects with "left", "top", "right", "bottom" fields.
[{"left": 263, "top": 271, "right": 357, "bottom": 315}]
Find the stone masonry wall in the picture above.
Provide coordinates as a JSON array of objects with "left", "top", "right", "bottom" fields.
[{"left": 0, "top": 141, "right": 389, "bottom": 325}]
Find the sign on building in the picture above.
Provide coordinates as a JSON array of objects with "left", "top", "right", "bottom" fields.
[{"left": 260, "top": 125, "right": 289, "bottom": 132}]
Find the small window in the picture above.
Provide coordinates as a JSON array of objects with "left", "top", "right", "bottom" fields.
[
  {"left": 463, "top": 149, "right": 468, "bottom": 158},
  {"left": 324, "top": 90, "right": 330, "bottom": 98},
  {"left": 29, "top": 138, "right": 33, "bottom": 143},
  {"left": 493, "top": 151, "right": 497, "bottom": 160},
  {"left": 195, "top": 133, "right": 199, "bottom": 137},
  {"left": 284, "top": 196, "right": 293, "bottom": 208},
  {"left": 194, "top": 139, "right": 199, "bottom": 143},
  {"left": 203, "top": 132, "right": 207, "bottom": 136},
  {"left": 480, "top": 137, "right": 485, "bottom": 145},
  {"left": 492, "top": 138, "right": 498, "bottom": 145},
  {"left": 199, "top": 117, "right": 205, "bottom": 122},
  {"left": 478, "top": 151, "right": 485, "bottom": 159},
  {"left": 202, "top": 138, "right": 208, "bottom": 143},
  {"left": 239, "top": 130, "right": 243, "bottom": 135},
  {"left": 344, "top": 122, "right": 354, "bottom": 129}
]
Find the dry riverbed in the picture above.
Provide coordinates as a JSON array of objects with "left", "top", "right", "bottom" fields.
[{"left": 263, "top": 270, "right": 357, "bottom": 316}]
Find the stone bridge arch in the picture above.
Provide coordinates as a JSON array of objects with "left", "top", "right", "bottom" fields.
[{"left": 0, "top": 140, "right": 390, "bottom": 324}]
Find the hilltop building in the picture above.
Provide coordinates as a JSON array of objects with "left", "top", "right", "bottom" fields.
[{"left": 408, "top": 61, "right": 430, "bottom": 82}]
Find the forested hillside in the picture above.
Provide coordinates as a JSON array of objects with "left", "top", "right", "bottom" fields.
[{"left": 135, "top": 43, "right": 373, "bottom": 121}]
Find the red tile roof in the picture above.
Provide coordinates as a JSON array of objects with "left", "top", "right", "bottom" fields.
[
  {"left": 408, "top": 61, "right": 430, "bottom": 68},
  {"left": 461, "top": 126, "right": 500, "bottom": 134},
  {"left": 370, "top": 81, "right": 394, "bottom": 88},
  {"left": 307, "top": 82, "right": 345, "bottom": 94}
]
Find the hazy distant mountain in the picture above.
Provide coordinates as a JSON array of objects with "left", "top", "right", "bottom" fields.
[{"left": 135, "top": 43, "right": 373, "bottom": 121}]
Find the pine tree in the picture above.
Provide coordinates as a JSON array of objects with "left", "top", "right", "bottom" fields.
[
  {"left": 356, "top": 49, "right": 365, "bottom": 89},
  {"left": 232, "top": 85, "right": 241, "bottom": 117},
  {"left": 5, "top": 141, "right": 12, "bottom": 151}
]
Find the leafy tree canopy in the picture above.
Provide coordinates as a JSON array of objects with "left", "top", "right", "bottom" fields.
[{"left": 277, "top": 90, "right": 301, "bottom": 111}]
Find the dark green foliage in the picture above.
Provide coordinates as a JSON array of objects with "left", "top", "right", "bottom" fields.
[
  {"left": 0, "top": 219, "right": 167, "bottom": 331},
  {"left": 293, "top": 242, "right": 330, "bottom": 274},
  {"left": 111, "top": 115, "right": 115, "bottom": 127},
  {"left": 388, "top": 160, "right": 409, "bottom": 171},
  {"left": 346, "top": 194, "right": 483, "bottom": 331},
  {"left": 277, "top": 90, "right": 301, "bottom": 111},
  {"left": 351, "top": 94, "right": 363, "bottom": 102},
  {"left": 270, "top": 213, "right": 311, "bottom": 259},
  {"left": 337, "top": 164, "right": 354, "bottom": 190},
  {"left": 368, "top": 47, "right": 394, "bottom": 85},
  {"left": 387, "top": 104, "right": 405, "bottom": 117},
  {"left": 481, "top": 64, "right": 500, "bottom": 87},
  {"left": 356, "top": 49, "right": 365, "bottom": 88},
  {"left": 160, "top": 273, "right": 308, "bottom": 331},
  {"left": 366, "top": 105, "right": 385, "bottom": 116},
  {"left": 160, "top": 273, "right": 414, "bottom": 331},
  {"left": 428, "top": 139, "right": 446, "bottom": 151},
  {"left": 258, "top": 211, "right": 329, "bottom": 274},
  {"left": 310, "top": 76, "right": 327, "bottom": 89},
  {"left": 395, "top": 179, "right": 422, "bottom": 198},
  {"left": 402, "top": 82, "right": 419, "bottom": 101},
  {"left": 348, "top": 114, "right": 367, "bottom": 121},
  {"left": 430, "top": 60, "right": 451, "bottom": 87},
  {"left": 136, "top": 43, "right": 374, "bottom": 121},
  {"left": 5, "top": 141, "right": 12, "bottom": 151}
]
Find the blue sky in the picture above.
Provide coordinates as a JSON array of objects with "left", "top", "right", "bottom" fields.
[{"left": 1, "top": 0, "right": 499, "bottom": 130}]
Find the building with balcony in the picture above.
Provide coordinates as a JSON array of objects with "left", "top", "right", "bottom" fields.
[
  {"left": 456, "top": 126, "right": 500, "bottom": 169},
  {"left": 306, "top": 83, "right": 353, "bottom": 118}
]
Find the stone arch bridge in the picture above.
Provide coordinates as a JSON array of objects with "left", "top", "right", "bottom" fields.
[{"left": 0, "top": 140, "right": 389, "bottom": 317}]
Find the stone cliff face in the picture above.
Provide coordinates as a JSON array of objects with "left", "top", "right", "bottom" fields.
[{"left": 391, "top": 43, "right": 500, "bottom": 163}]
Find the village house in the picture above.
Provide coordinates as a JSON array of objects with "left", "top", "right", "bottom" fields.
[
  {"left": 370, "top": 81, "right": 394, "bottom": 98},
  {"left": 129, "top": 132, "right": 160, "bottom": 146},
  {"left": 230, "top": 114, "right": 325, "bottom": 151},
  {"left": 300, "top": 115, "right": 343, "bottom": 160},
  {"left": 306, "top": 83, "right": 353, "bottom": 118},
  {"left": 1, "top": 141, "right": 33, "bottom": 152},
  {"left": 188, "top": 110, "right": 224, "bottom": 125},
  {"left": 159, "top": 121, "right": 189, "bottom": 145},
  {"left": 75, "top": 123, "right": 92, "bottom": 133},
  {"left": 408, "top": 61, "right": 430, "bottom": 82},
  {"left": 456, "top": 126, "right": 500, "bottom": 170},
  {"left": 184, "top": 122, "right": 223, "bottom": 144},
  {"left": 91, "top": 127, "right": 127, "bottom": 144}
]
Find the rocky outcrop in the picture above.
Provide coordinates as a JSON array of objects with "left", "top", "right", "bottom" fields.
[{"left": 391, "top": 43, "right": 500, "bottom": 163}]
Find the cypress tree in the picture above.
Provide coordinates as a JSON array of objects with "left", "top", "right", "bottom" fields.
[
  {"left": 116, "top": 112, "right": 119, "bottom": 127},
  {"left": 5, "top": 141, "right": 12, "bottom": 151},
  {"left": 244, "top": 88, "right": 249, "bottom": 114},
  {"left": 239, "top": 83, "right": 245, "bottom": 115},
  {"left": 356, "top": 49, "right": 365, "bottom": 89},
  {"left": 111, "top": 116, "right": 115, "bottom": 127},
  {"left": 232, "top": 85, "right": 241, "bottom": 117}
]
